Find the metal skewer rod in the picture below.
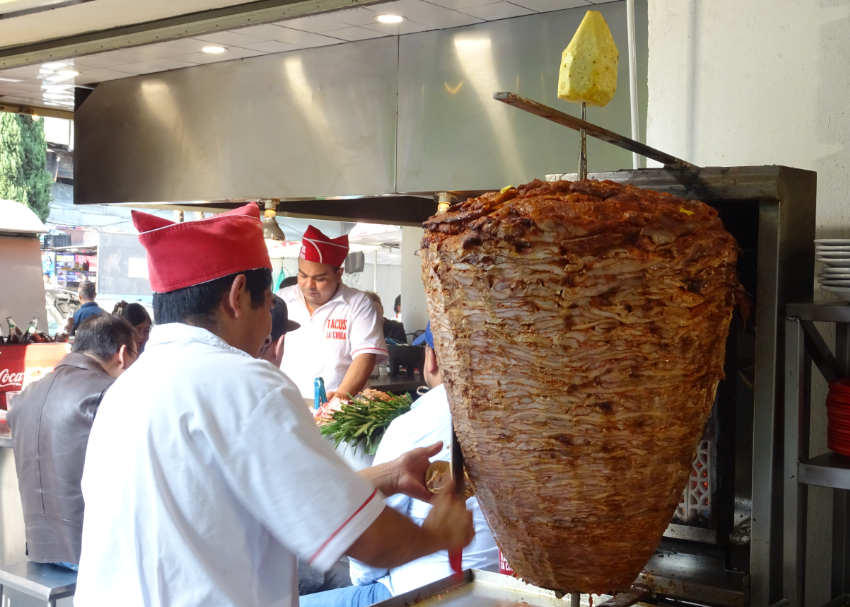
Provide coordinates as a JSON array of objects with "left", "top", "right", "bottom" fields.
[
  {"left": 571, "top": 591, "right": 580, "bottom": 607},
  {"left": 493, "top": 92, "right": 697, "bottom": 169},
  {"left": 579, "top": 102, "right": 587, "bottom": 180},
  {"left": 626, "top": 0, "right": 641, "bottom": 170}
]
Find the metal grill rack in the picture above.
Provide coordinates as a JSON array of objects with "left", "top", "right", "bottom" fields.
[{"left": 784, "top": 302, "right": 850, "bottom": 607}]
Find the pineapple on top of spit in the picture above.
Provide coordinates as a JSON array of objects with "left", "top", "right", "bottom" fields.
[{"left": 557, "top": 11, "right": 619, "bottom": 107}]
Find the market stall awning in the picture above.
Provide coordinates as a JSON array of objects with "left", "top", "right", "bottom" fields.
[{"left": 0, "top": 200, "right": 46, "bottom": 236}]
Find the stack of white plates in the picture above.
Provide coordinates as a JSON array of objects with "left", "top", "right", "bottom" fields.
[{"left": 817, "top": 239, "right": 850, "bottom": 302}]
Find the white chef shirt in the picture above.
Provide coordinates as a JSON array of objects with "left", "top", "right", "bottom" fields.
[
  {"left": 278, "top": 283, "right": 388, "bottom": 398},
  {"left": 75, "top": 323, "right": 386, "bottom": 607},
  {"left": 349, "top": 384, "right": 499, "bottom": 596}
]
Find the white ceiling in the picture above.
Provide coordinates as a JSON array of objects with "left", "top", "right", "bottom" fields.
[
  {"left": 0, "top": 0, "right": 606, "bottom": 112},
  {"left": 0, "top": 0, "right": 265, "bottom": 49}
]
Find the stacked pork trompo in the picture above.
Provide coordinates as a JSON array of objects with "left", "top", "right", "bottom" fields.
[{"left": 420, "top": 179, "right": 745, "bottom": 593}]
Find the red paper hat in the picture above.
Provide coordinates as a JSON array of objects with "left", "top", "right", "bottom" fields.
[
  {"left": 300, "top": 225, "right": 349, "bottom": 267},
  {"left": 132, "top": 203, "right": 272, "bottom": 293}
]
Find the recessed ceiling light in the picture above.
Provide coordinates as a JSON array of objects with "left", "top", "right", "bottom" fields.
[
  {"left": 0, "top": 77, "right": 22, "bottom": 82},
  {"left": 41, "top": 62, "right": 67, "bottom": 70},
  {"left": 202, "top": 46, "right": 227, "bottom": 54},
  {"left": 376, "top": 14, "right": 404, "bottom": 24},
  {"left": 57, "top": 70, "right": 79, "bottom": 77}
]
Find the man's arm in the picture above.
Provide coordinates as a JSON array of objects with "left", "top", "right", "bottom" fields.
[
  {"left": 327, "top": 353, "right": 376, "bottom": 400},
  {"left": 347, "top": 492, "right": 473, "bottom": 569},
  {"left": 359, "top": 441, "right": 441, "bottom": 504},
  {"left": 351, "top": 413, "right": 434, "bottom": 585}
]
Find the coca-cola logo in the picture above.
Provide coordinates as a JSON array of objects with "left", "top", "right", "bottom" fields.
[
  {"left": 0, "top": 368, "right": 25, "bottom": 389},
  {"left": 0, "top": 366, "right": 54, "bottom": 390}
]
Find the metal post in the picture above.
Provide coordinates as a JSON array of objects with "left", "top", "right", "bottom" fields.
[
  {"left": 578, "top": 102, "right": 587, "bottom": 180},
  {"left": 783, "top": 317, "right": 808, "bottom": 607},
  {"left": 833, "top": 323, "right": 850, "bottom": 597},
  {"left": 570, "top": 592, "right": 580, "bottom": 607},
  {"left": 626, "top": 0, "right": 640, "bottom": 170},
  {"left": 437, "top": 192, "right": 451, "bottom": 214}
]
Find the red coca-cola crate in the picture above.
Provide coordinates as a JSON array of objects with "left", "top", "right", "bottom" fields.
[{"left": 0, "top": 343, "right": 68, "bottom": 408}]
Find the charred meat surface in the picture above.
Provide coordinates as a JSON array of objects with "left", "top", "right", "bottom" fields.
[{"left": 420, "top": 179, "right": 745, "bottom": 593}]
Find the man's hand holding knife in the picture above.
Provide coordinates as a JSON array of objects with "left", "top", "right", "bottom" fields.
[{"left": 351, "top": 441, "right": 475, "bottom": 568}]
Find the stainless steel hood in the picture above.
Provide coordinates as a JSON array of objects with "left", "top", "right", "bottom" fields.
[
  {"left": 75, "top": 36, "right": 399, "bottom": 204},
  {"left": 75, "top": 1, "right": 648, "bottom": 220}
]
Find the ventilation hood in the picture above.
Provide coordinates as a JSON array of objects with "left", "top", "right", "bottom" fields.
[{"left": 74, "top": 2, "right": 647, "bottom": 224}]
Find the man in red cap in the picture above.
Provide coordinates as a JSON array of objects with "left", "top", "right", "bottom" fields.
[
  {"left": 279, "top": 225, "right": 388, "bottom": 400},
  {"left": 74, "top": 205, "right": 473, "bottom": 607}
]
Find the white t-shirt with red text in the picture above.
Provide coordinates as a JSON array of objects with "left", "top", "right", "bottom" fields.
[{"left": 278, "top": 283, "right": 388, "bottom": 398}]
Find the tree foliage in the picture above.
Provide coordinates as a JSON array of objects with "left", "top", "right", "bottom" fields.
[
  {"left": 0, "top": 113, "right": 53, "bottom": 221},
  {"left": 0, "top": 113, "right": 24, "bottom": 204}
]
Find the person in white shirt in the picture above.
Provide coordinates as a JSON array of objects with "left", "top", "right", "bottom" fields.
[
  {"left": 279, "top": 225, "right": 388, "bottom": 400},
  {"left": 301, "top": 322, "right": 499, "bottom": 607},
  {"left": 75, "top": 204, "right": 474, "bottom": 607}
]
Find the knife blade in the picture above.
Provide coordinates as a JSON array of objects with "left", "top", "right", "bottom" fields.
[{"left": 449, "top": 421, "right": 464, "bottom": 575}]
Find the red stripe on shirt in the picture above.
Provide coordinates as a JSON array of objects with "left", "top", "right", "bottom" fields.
[
  {"left": 352, "top": 347, "right": 388, "bottom": 356},
  {"left": 308, "top": 489, "right": 379, "bottom": 565}
]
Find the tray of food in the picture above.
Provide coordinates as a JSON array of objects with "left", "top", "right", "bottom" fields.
[{"left": 373, "top": 569, "right": 573, "bottom": 607}]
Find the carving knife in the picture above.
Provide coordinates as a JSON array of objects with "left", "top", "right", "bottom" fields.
[{"left": 449, "top": 422, "right": 464, "bottom": 575}]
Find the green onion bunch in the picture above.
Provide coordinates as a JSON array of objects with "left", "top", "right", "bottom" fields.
[{"left": 320, "top": 392, "right": 413, "bottom": 456}]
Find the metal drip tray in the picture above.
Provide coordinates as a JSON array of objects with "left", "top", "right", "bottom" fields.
[
  {"left": 373, "top": 570, "right": 572, "bottom": 607},
  {"left": 373, "top": 561, "right": 748, "bottom": 607}
]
